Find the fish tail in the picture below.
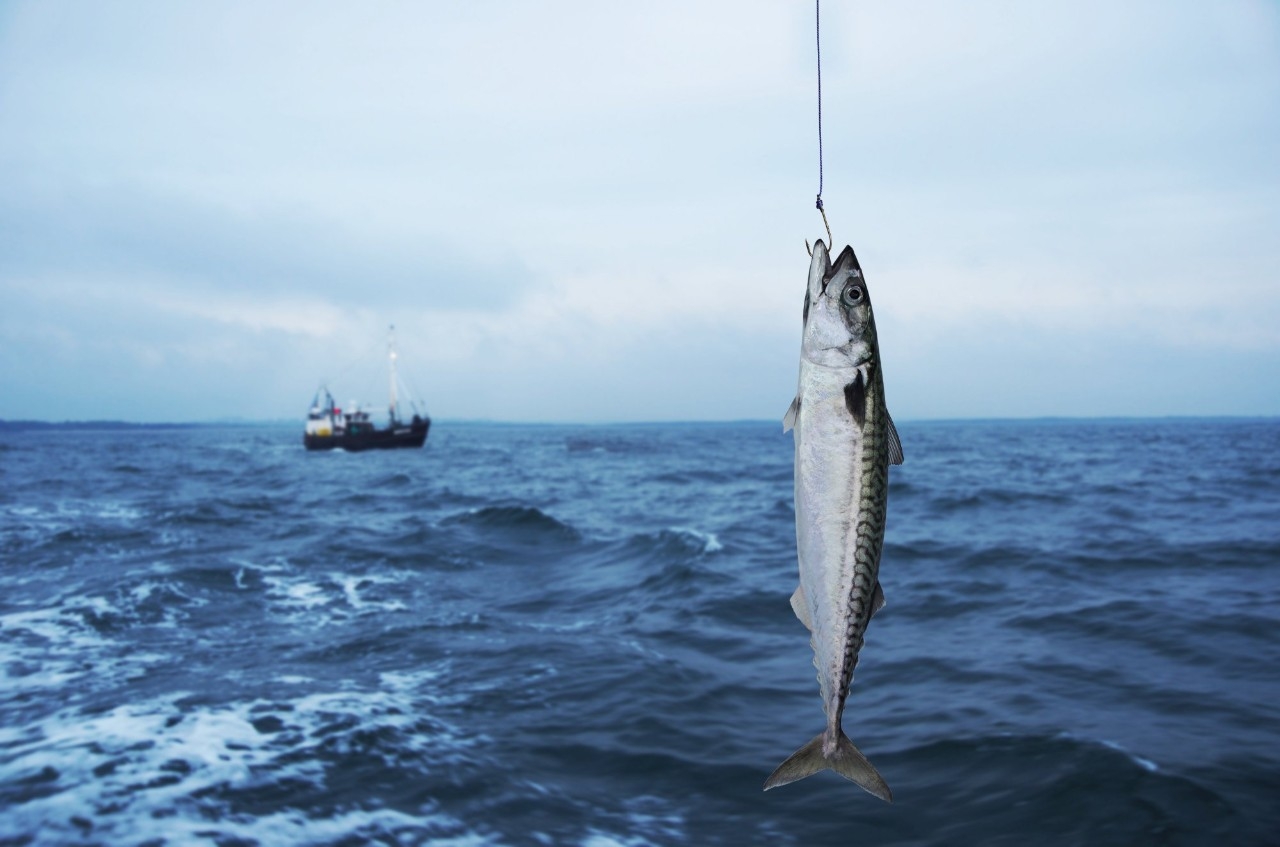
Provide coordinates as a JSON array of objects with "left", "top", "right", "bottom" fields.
[{"left": 762, "top": 731, "right": 892, "bottom": 801}]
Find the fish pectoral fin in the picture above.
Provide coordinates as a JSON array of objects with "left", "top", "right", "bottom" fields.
[
  {"left": 886, "top": 412, "right": 904, "bottom": 465},
  {"left": 789, "top": 585, "right": 814, "bottom": 631},
  {"left": 783, "top": 396, "right": 801, "bottom": 432},
  {"left": 763, "top": 731, "right": 892, "bottom": 801},
  {"left": 871, "top": 581, "right": 886, "bottom": 619}
]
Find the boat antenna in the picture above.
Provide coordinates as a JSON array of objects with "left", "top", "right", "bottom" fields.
[{"left": 388, "top": 324, "right": 399, "bottom": 425}]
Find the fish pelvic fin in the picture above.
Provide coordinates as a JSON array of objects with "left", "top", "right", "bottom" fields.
[
  {"left": 783, "top": 395, "right": 801, "bottom": 432},
  {"left": 763, "top": 731, "right": 892, "bottom": 802},
  {"left": 789, "top": 585, "right": 814, "bottom": 630}
]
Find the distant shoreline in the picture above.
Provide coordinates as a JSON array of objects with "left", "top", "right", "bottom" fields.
[{"left": 0, "top": 420, "right": 278, "bottom": 432}]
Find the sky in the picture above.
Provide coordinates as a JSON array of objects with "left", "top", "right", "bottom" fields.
[{"left": 1, "top": 1, "right": 1277, "bottom": 423}]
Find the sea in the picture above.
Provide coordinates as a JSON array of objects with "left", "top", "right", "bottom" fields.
[{"left": 1, "top": 418, "right": 1277, "bottom": 847}]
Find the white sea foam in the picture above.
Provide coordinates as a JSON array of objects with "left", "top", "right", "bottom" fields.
[
  {"left": 274, "top": 578, "right": 331, "bottom": 610},
  {"left": 338, "top": 573, "right": 409, "bottom": 612},
  {"left": 3, "top": 500, "right": 143, "bottom": 526},
  {"left": 128, "top": 578, "right": 207, "bottom": 622},
  {"left": 92, "top": 502, "right": 144, "bottom": 522},
  {"left": 671, "top": 527, "right": 723, "bottom": 554},
  {"left": 1055, "top": 731, "right": 1161, "bottom": 773},
  {"left": 0, "top": 600, "right": 164, "bottom": 694},
  {"left": 579, "top": 798, "right": 687, "bottom": 847},
  {"left": 0, "top": 667, "right": 483, "bottom": 845},
  {"left": 255, "top": 564, "right": 411, "bottom": 622},
  {"left": 1100, "top": 738, "right": 1160, "bottom": 772}
]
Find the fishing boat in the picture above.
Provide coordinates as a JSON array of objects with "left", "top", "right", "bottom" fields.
[{"left": 303, "top": 327, "right": 430, "bottom": 451}]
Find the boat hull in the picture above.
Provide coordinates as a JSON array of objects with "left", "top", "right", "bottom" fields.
[{"left": 303, "top": 419, "right": 429, "bottom": 452}]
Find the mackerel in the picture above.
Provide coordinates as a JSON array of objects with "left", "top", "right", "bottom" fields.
[{"left": 765, "top": 240, "right": 904, "bottom": 800}]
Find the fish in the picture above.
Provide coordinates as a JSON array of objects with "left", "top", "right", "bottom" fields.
[{"left": 765, "top": 239, "right": 904, "bottom": 800}]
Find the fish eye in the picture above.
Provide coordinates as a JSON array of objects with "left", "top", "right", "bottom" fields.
[{"left": 841, "top": 283, "right": 864, "bottom": 306}]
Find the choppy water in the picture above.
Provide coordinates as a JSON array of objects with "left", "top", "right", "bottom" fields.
[{"left": 1, "top": 419, "right": 1278, "bottom": 846}]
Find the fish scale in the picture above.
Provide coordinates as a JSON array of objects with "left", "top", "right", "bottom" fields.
[{"left": 767, "top": 241, "right": 903, "bottom": 800}]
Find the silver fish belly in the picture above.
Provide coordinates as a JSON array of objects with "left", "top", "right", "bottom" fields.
[{"left": 766, "top": 240, "right": 903, "bottom": 800}]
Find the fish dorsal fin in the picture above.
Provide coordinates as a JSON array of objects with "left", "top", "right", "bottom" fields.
[
  {"left": 783, "top": 396, "right": 801, "bottom": 432},
  {"left": 886, "top": 412, "right": 904, "bottom": 465},
  {"left": 870, "top": 581, "right": 886, "bottom": 619},
  {"left": 790, "top": 585, "right": 814, "bottom": 631},
  {"left": 844, "top": 374, "right": 866, "bottom": 427}
]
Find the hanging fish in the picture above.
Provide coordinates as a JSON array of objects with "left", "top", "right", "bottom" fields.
[{"left": 766, "top": 240, "right": 904, "bottom": 800}]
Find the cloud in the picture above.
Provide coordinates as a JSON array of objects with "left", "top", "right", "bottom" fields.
[
  {"left": 0, "top": 177, "right": 550, "bottom": 316},
  {"left": 0, "top": 1, "right": 1277, "bottom": 421}
]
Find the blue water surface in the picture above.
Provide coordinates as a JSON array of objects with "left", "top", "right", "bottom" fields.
[{"left": 1, "top": 419, "right": 1278, "bottom": 846}]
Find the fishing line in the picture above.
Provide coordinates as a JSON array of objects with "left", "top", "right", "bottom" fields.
[{"left": 814, "top": 0, "right": 832, "bottom": 248}]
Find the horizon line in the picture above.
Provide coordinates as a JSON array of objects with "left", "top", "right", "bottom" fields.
[{"left": 2, "top": 413, "right": 1277, "bottom": 431}]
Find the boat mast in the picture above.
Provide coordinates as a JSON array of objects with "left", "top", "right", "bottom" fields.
[{"left": 388, "top": 324, "right": 399, "bottom": 425}]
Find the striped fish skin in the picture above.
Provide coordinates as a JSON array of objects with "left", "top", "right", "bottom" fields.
[{"left": 765, "top": 240, "right": 903, "bottom": 800}]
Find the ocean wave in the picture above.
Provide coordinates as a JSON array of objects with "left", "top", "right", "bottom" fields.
[
  {"left": 1033, "top": 538, "right": 1280, "bottom": 575},
  {"left": 885, "top": 581, "right": 1007, "bottom": 621},
  {"left": 876, "top": 731, "right": 1266, "bottom": 843},
  {"left": 565, "top": 435, "right": 664, "bottom": 455},
  {"left": 884, "top": 537, "right": 971, "bottom": 563},
  {"left": 77, "top": 579, "right": 206, "bottom": 633},
  {"left": 373, "top": 471, "right": 415, "bottom": 488},
  {"left": 439, "top": 505, "right": 583, "bottom": 549},
  {"left": 697, "top": 586, "right": 794, "bottom": 637},
  {"left": 540, "top": 528, "right": 728, "bottom": 609},
  {"left": 625, "top": 527, "right": 723, "bottom": 559},
  {"left": 427, "top": 486, "right": 493, "bottom": 508},
  {"left": 2, "top": 501, "right": 144, "bottom": 531},
  {"left": 651, "top": 468, "right": 738, "bottom": 485},
  {"left": 926, "top": 486, "right": 1073, "bottom": 511},
  {"left": 225, "top": 494, "right": 282, "bottom": 513},
  {"left": 157, "top": 503, "right": 236, "bottom": 527}
]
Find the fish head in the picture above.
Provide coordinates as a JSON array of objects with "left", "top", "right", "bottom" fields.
[{"left": 801, "top": 241, "right": 876, "bottom": 368}]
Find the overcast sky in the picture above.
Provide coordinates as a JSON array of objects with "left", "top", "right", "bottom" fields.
[{"left": 1, "top": 1, "right": 1277, "bottom": 423}]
